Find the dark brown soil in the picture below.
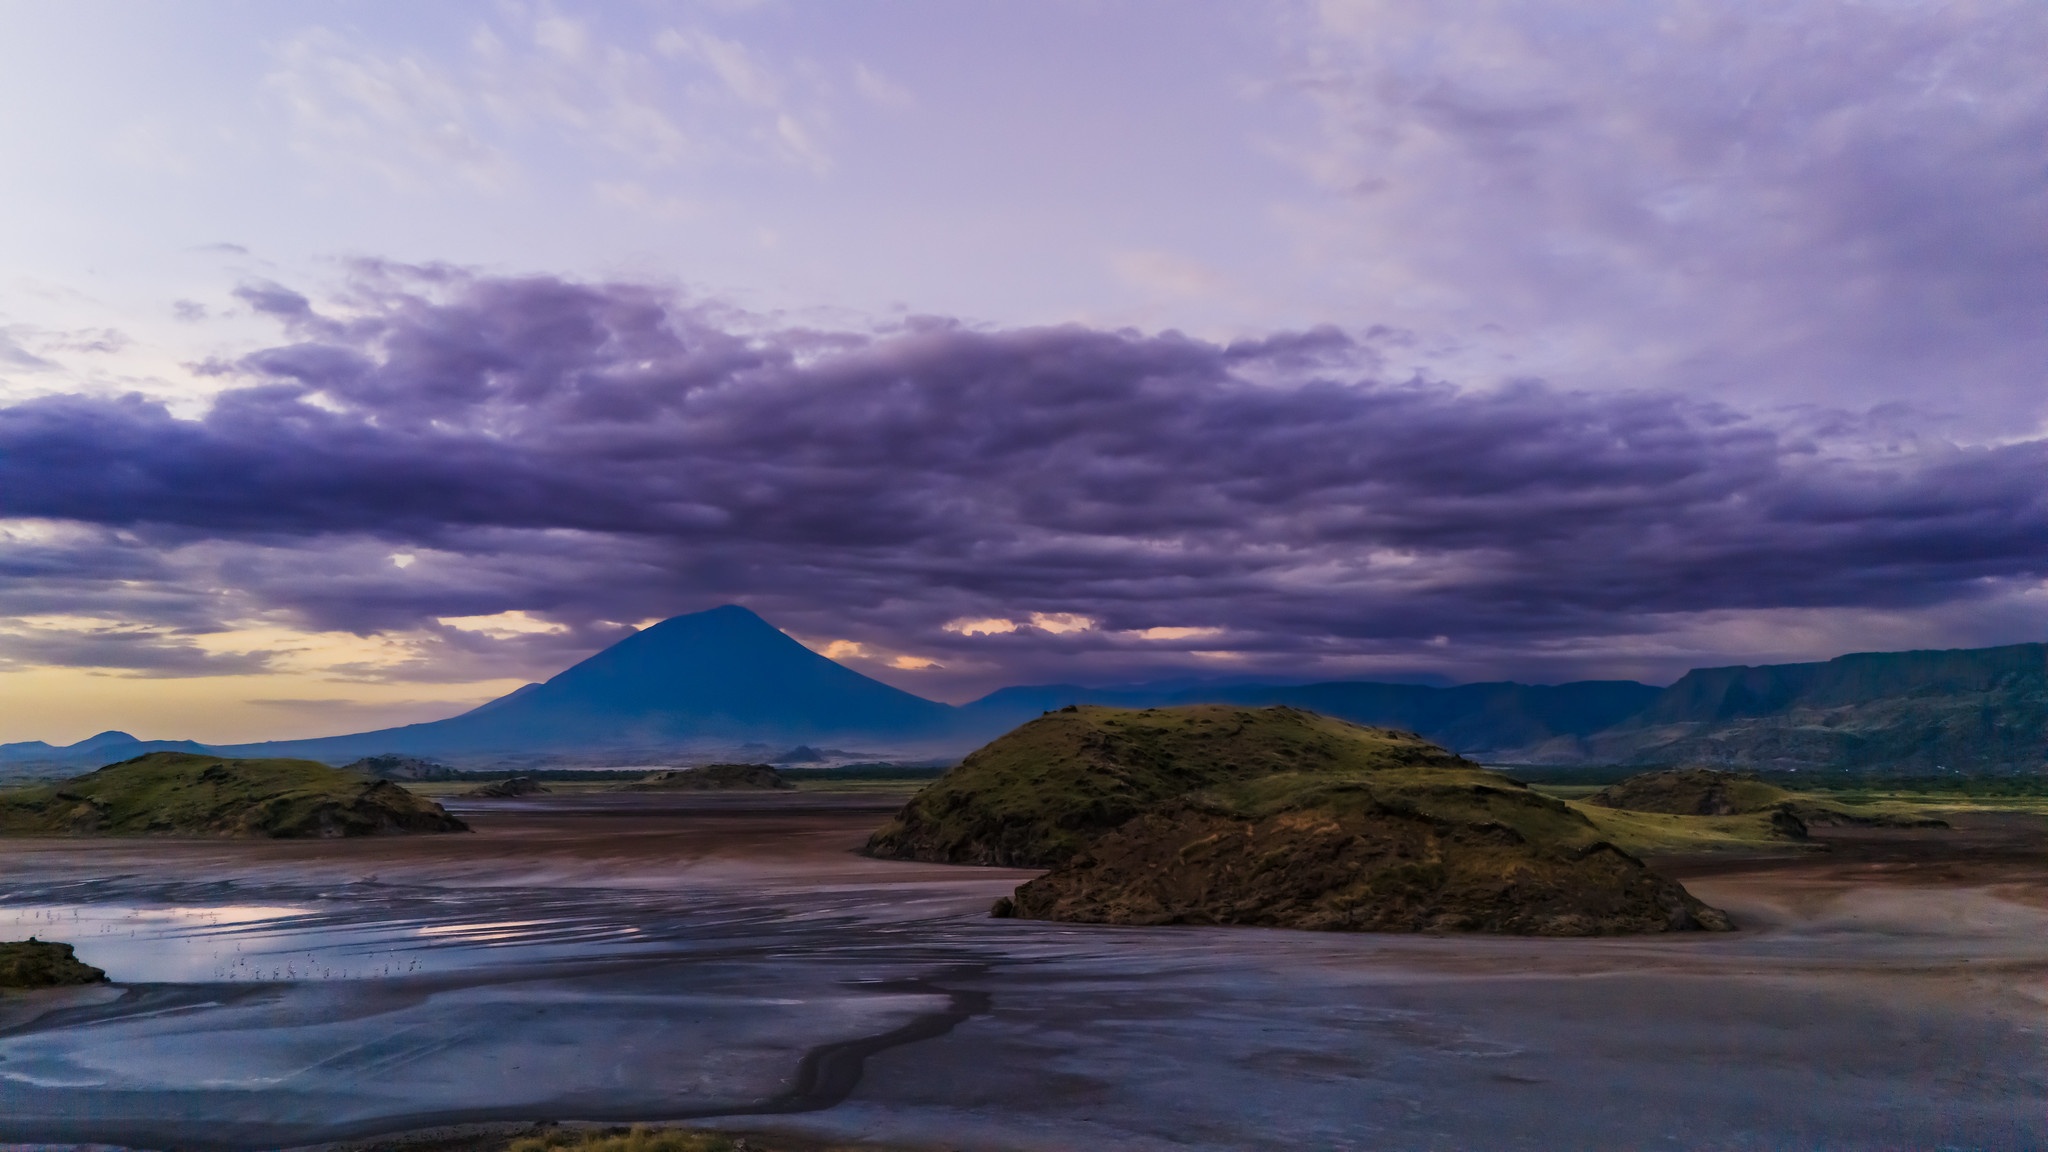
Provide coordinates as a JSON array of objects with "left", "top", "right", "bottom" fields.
[{"left": 1002, "top": 795, "right": 1731, "bottom": 935}]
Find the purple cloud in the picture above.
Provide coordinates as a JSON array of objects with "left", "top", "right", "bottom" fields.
[{"left": 1, "top": 267, "right": 2045, "bottom": 691}]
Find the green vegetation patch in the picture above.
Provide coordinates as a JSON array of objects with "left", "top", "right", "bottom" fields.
[
  {"left": 1571, "top": 803, "right": 1809, "bottom": 855},
  {"left": 0, "top": 939, "right": 108, "bottom": 990},
  {"left": 0, "top": 752, "right": 469, "bottom": 838}
]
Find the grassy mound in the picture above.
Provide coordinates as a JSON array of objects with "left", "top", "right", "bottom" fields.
[
  {"left": 0, "top": 939, "right": 107, "bottom": 990},
  {"left": 868, "top": 704, "right": 1471, "bottom": 867},
  {"left": 1586, "top": 767, "right": 1947, "bottom": 834},
  {"left": 466, "top": 775, "right": 550, "bottom": 798},
  {"left": 344, "top": 754, "right": 458, "bottom": 780},
  {"left": 1586, "top": 768, "right": 1794, "bottom": 815},
  {"left": 622, "top": 763, "right": 792, "bottom": 791},
  {"left": 0, "top": 752, "right": 469, "bottom": 838},
  {"left": 875, "top": 705, "right": 1730, "bottom": 935}
]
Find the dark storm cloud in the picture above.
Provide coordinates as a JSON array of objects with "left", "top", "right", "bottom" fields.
[{"left": 2, "top": 268, "right": 2046, "bottom": 683}]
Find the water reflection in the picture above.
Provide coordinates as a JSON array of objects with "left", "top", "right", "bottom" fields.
[{"left": 0, "top": 898, "right": 661, "bottom": 983}]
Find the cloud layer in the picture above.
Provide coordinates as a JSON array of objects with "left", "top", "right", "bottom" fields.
[
  {"left": 3, "top": 266, "right": 2045, "bottom": 693},
  {"left": 1287, "top": 0, "right": 2048, "bottom": 424}
]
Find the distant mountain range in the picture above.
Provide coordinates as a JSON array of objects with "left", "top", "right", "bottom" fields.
[
  {"left": 0, "top": 731, "right": 212, "bottom": 772},
  {"left": 1, "top": 605, "right": 2041, "bottom": 775},
  {"left": 1551, "top": 642, "right": 2048, "bottom": 774}
]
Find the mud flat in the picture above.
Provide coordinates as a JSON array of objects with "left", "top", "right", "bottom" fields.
[{"left": 0, "top": 791, "right": 2041, "bottom": 1151}]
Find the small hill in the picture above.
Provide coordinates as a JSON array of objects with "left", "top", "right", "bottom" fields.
[
  {"left": 872, "top": 706, "right": 1729, "bottom": 935},
  {"left": 0, "top": 939, "right": 107, "bottom": 990},
  {"left": 344, "top": 754, "right": 459, "bottom": 781},
  {"left": 465, "top": 775, "right": 549, "bottom": 798},
  {"left": 1587, "top": 768, "right": 1793, "bottom": 815},
  {"left": 622, "top": 763, "right": 792, "bottom": 791},
  {"left": 0, "top": 752, "right": 469, "bottom": 838},
  {"left": 1586, "top": 766, "right": 1947, "bottom": 834}
]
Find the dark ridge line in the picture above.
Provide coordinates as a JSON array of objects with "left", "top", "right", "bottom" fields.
[{"left": 0, "top": 968, "right": 995, "bottom": 1152}]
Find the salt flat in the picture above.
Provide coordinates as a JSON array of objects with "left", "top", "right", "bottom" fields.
[{"left": 0, "top": 792, "right": 2042, "bottom": 1151}]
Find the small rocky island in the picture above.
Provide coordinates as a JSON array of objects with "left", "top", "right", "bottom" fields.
[
  {"left": 622, "top": 763, "right": 793, "bottom": 791},
  {"left": 0, "top": 752, "right": 469, "bottom": 838},
  {"left": 869, "top": 705, "right": 1731, "bottom": 935},
  {"left": 0, "top": 939, "right": 108, "bottom": 990}
]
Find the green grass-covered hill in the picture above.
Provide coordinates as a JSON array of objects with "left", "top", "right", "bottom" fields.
[
  {"left": 0, "top": 939, "right": 107, "bottom": 990},
  {"left": 1587, "top": 767, "right": 1796, "bottom": 816},
  {"left": 869, "top": 705, "right": 1730, "bottom": 935},
  {"left": 0, "top": 752, "right": 469, "bottom": 838}
]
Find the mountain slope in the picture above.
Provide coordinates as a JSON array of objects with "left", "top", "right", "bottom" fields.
[
  {"left": 218, "top": 605, "right": 959, "bottom": 760},
  {"left": 1563, "top": 643, "right": 2048, "bottom": 772},
  {"left": 0, "top": 731, "right": 212, "bottom": 773}
]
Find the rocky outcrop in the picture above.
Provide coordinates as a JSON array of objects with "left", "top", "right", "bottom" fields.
[
  {"left": 997, "top": 787, "right": 1730, "bottom": 934},
  {"left": 465, "top": 775, "right": 550, "bottom": 798},
  {"left": 0, "top": 939, "right": 108, "bottom": 989},
  {"left": 876, "top": 705, "right": 1731, "bottom": 936}
]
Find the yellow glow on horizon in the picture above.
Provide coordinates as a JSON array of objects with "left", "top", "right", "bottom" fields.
[
  {"left": 942, "top": 612, "right": 1098, "bottom": 636},
  {"left": 0, "top": 665, "right": 527, "bottom": 746},
  {"left": 1126, "top": 626, "right": 1224, "bottom": 641},
  {"left": 943, "top": 616, "right": 1019, "bottom": 636},
  {"left": 437, "top": 610, "right": 570, "bottom": 638}
]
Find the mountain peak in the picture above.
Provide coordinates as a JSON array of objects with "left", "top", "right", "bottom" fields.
[
  {"left": 219, "top": 603, "right": 958, "bottom": 759},
  {"left": 76, "top": 731, "right": 141, "bottom": 748}
]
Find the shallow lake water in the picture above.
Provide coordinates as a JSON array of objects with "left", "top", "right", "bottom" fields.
[{"left": 0, "top": 793, "right": 2043, "bottom": 1151}]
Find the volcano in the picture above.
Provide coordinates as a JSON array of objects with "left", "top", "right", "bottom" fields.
[{"left": 219, "top": 605, "right": 959, "bottom": 761}]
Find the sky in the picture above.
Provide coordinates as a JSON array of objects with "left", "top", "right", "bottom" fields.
[{"left": 1, "top": 0, "right": 2045, "bottom": 743}]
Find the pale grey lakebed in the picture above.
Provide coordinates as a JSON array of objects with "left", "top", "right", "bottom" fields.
[{"left": 0, "top": 792, "right": 2041, "bottom": 1151}]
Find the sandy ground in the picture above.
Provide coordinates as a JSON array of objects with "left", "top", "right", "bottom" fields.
[{"left": 0, "top": 792, "right": 2042, "bottom": 1152}]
